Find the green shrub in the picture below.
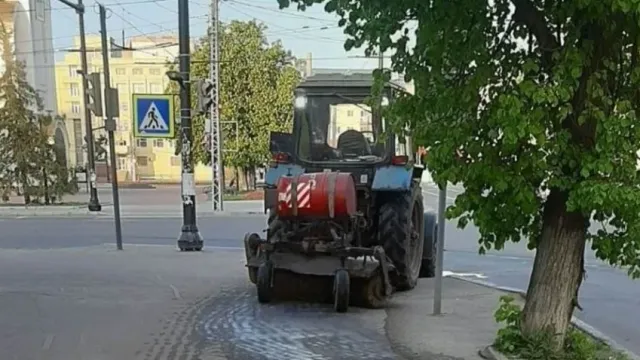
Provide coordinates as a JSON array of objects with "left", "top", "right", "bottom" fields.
[{"left": 493, "top": 295, "right": 629, "bottom": 360}]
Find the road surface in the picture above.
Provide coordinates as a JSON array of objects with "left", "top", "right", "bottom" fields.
[{"left": 1, "top": 184, "right": 638, "bottom": 355}]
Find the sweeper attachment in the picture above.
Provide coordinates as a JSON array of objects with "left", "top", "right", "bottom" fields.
[
  {"left": 243, "top": 73, "right": 438, "bottom": 312},
  {"left": 244, "top": 172, "right": 395, "bottom": 312}
]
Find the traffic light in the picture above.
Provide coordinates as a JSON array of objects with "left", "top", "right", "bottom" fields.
[
  {"left": 196, "top": 79, "right": 214, "bottom": 115},
  {"left": 87, "top": 72, "right": 103, "bottom": 117}
]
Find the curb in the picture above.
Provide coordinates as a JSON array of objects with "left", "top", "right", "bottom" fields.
[
  {"left": 0, "top": 210, "right": 267, "bottom": 219},
  {"left": 450, "top": 276, "right": 640, "bottom": 360},
  {"left": 478, "top": 345, "right": 510, "bottom": 360}
]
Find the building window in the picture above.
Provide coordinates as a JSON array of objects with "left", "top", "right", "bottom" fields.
[
  {"left": 347, "top": 110, "right": 354, "bottom": 116},
  {"left": 136, "top": 156, "right": 148, "bottom": 166},
  {"left": 117, "top": 140, "right": 127, "bottom": 146},
  {"left": 132, "top": 68, "right": 143, "bottom": 75},
  {"left": 170, "top": 156, "right": 180, "bottom": 167},
  {"left": 153, "top": 139, "right": 164, "bottom": 148},
  {"left": 117, "top": 156, "right": 127, "bottom": 170},
  {"left": 115, "top": 68, "right": 125, "bottom": 75},
  {"left": 111, "top": 47, "right": 122, "bottom": 58},
  {"left": 73, "top": 119, "right": 83, "bottom": 165},
  {"left": 150, "top": 83, "right": 162, "bottom": 93},
  {"left": 132, "top": 83, "right": 145, "bottom": 93},
  {"left": 150, "top": 68, "right": 161, "bottom": 75},
  {"left": 71, "top": 102, "right": 81, "bottom": 113},
  {"left": 136, "top": 138, "right": 147, "bottom": 147},
  {"left": 69, "top": 83, "right": 80, "bottom": 97},
  {"left": 116, "top": 83, "right": 127, "bottom": 93},
  {"left": 68, "top": 66, "right": 79, "bottom": 77}
]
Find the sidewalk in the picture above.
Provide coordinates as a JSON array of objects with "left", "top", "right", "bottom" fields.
[
  {"left": 404, "top": 277, "right": 640, "bottom": 360},
  {"left": 0, "top": 200, "right": 265, "bottom": 218},
  {"left": 388, "top": 277, "right": 502, "bottom": 359}
]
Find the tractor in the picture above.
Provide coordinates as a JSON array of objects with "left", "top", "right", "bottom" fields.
[{"left": 243, "top": 73, "right": 438, "bottom": 313}]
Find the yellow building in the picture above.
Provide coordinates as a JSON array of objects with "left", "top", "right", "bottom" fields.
[
  {"left": 54, "top": 34, "right": 209, "bottom": 183},
  {"left": 328, "top": 104, "right": 373, "bottom": 147}
]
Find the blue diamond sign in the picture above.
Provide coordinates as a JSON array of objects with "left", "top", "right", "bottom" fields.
[{"left": 132, "top": 94, "right": 175, "bottom": 139}]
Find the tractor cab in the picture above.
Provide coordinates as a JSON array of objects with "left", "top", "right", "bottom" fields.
[
  {"left": 291, "top": 73, "right": 395, "bottom": 166},
  {"left": 264, "top": 73, "right": 424, "bottom": 211},
  {"left": 270, "top": 73, "right": 413, "bottom": 169}
]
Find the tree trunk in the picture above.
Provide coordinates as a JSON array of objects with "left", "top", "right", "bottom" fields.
[
  {"left": 248, "top": 167, "right": 255, "bottom": 190},
  {"left": 43, "top": 168, "right": 50, "bottom": 205},
  {"left": 234, "top": 167, "right": 240, "bottom": 192},
  {"left": 521, "top": 188, "right": 587, "bottom": 350},
  {"left": 20, "top": 171, "right": 30, "bottom": 205}
]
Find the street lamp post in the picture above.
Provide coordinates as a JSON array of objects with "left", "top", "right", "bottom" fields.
[
  {"left": 59, "top": 0, "right": 101, "bottom": 211},
  {"left": 167, "top": 0, "right": 203, "bottom": 251}
]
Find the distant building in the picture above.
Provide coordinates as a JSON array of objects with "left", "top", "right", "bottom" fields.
[
  {"left": 0, "top": 0, "right": 65, "bottom": 161},
  {"left": 54, "top": 34, "right": 210, "bottom": 183}
]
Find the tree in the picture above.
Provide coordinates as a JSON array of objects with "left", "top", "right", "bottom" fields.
[
  {"left": 0, "top": 21, "right": 75, "bottom": 204},
  {"left": 167, "top": 20, "right": 300, "bottom": 186},
  {"left": 279, "top": 0, "right": 640, "bottom": 350}
]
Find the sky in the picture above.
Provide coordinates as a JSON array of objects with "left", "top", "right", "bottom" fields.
[{"left": 50, "top": 0, "right": 384, "bottom": 70}]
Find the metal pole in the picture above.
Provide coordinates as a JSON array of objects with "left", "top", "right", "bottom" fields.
[
  {"left": 433, "top": 183, "right": 447, "bottom": 315},
  {"left": 66, "top": 0, "right": 101, "bottom": 211},
  {"left": 99, "top": 4, "right": 123, "bottom": 250},
  {"left": 209, "top": 0, "right": 223, "bottom": 211},
  {"left": 177, "top": 0, "right": 204, "bottom": 251}
]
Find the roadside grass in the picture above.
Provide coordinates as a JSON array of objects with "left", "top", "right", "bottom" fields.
[
  {"left": 494, "top": 295, "right": 629, "bottom": 360},
  {"left": 223, "top": 190, "right": 263, "bottom": 201}
]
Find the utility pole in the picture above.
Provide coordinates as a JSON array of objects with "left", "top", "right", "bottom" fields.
[
  {"left": 209, "top": 0, "right": 224, "bottom": 211},
  {"left": 99, "top": 4, "right": 124, "bottom": 250},
  {"left": 433, "top": 183, "right": 447, "bottom": 315},
  {"left": 172, "top": 0, "right": 203, "bottom": 251},
  {"left": 59, "top": 0, "right": 101, "bottom": 211}
]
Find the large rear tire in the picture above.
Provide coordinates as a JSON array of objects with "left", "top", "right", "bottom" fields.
[
  {"left": 419, "top": 211, "right": 437, "bottom": 278},
  {"left": 267, "top": 209, "right": 283, "bottom": 241},
  {"left": 378, "top": 185, "right": 425, "bottom": 291},
  {"left": 244, "top": 233, "right": 260, "bottom": 284}
]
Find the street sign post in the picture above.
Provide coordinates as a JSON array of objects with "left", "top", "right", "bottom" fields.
[
  {"left": 433, "top": 183, "right": 447, "bottom": 315},
  {"left": 132, "top": 94, "right": 175, "bottom": 139}
]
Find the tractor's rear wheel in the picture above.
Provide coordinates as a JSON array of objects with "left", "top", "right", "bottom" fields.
[
  {"left": 378, "top": 185, "right": 425, "bottom": 291},
  {"left": 419, "top": 212, "right": 438, "bottom": 278},
  {"left": 351, "top": 271, "right": 387, "bottom": 309},
  {"left": 244, "top": 233, "right": 260, "bottom": 284},
  {"left": 267, "top": 209, "right": 283, "bottom": 241}
]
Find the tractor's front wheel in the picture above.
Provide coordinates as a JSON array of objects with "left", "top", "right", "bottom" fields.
[{"left": 378, "top": 185, "right": 425, "bottom": 291}]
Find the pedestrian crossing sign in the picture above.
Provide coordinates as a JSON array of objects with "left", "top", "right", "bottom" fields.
[{"left": 133, "top": 94, "right": 175, "bottom": 139}]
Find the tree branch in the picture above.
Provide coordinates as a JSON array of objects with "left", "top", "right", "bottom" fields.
[{"left": 511, "top": 0, "right": 559, "bottom": 68}]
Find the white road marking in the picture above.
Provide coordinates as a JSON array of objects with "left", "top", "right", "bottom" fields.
[
  {"left": 443, "top": 271, "right": 487, "bottom": 279},
  {"left": 169, "top": 284, "right": 182, "bottom": 300},
  {"left": 42, "top": 334, "right": 55, "bottom": 350}
]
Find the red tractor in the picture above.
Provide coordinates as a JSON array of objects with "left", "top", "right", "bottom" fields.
[{"left": 243, "top": 73, "right": 438, "bottom": 312}]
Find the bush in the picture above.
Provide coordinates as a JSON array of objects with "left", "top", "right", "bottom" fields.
[{"left": 493, "top": 295, "right": 629, "bottom": 360}]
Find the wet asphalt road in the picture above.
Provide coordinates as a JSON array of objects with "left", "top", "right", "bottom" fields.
[{"left": 0, "top": 185, "right": 639, "bottom": 355}]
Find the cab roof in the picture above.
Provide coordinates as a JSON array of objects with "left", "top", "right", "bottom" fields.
[{"left": 297, "top": 72, "right": 404, "bottom": 91}]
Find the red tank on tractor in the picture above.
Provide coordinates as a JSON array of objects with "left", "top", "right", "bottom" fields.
[{"left": 243, "top": 73, "right": 438, "bottom": 312}]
